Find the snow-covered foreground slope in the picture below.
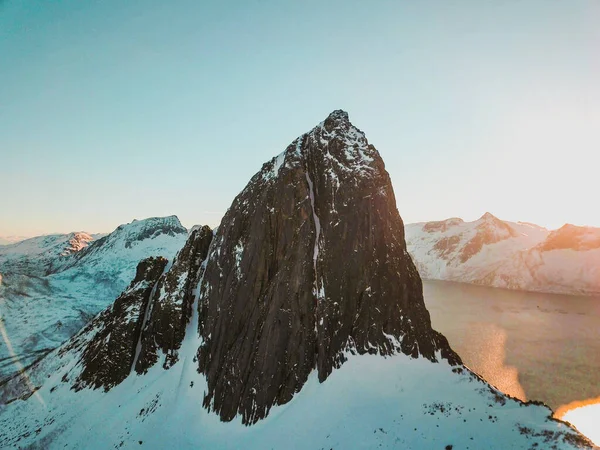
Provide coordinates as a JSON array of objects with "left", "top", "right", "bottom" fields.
[
  {"left": 0, "top": 347, "right": 591, "bottom": 450},
  {"left": 0, "top": 255, "right": 592, "bottom": 450},
  {"left": 0, "top": 216, "right": 187, "bottom": 384},
  {"left": 406, "top": 214, "right": 600, "bottom": 296}
]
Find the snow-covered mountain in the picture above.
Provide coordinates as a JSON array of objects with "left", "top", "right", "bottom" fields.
[
  {"left": 406, "top": 213, "right": 600, "bottom": 296},
  {"left": 0, "top": 216, "right": 187, "bottom": 385},
  {"left": 0, "top": 111, "right": 592, "bottom": 449},
  {"left": 0, "top": 236, "right": 29, "bottom": 246},
  {"left": 0, "top": 232, "right": 96, "bottom": 276}
]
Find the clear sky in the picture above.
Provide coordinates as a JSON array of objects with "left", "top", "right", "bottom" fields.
[{"left": 1, "top": 0, "right": 599, "bottom": 236}]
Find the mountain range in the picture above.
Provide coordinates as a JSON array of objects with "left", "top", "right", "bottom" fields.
[
  {"left": 0, "top": 111, "right": 593, "bottom": 449},
  {"left": 0, "top": 217, "right": 187, "bottom": 384},
  {"left": 7, "top": 213, "right": 599, "bottom": 299},
  {"left": 0, "top": 236, "right": 34, "bottom": 246},
  {"left": 406, "top": 214, "right": 600, "bottom": 296}
]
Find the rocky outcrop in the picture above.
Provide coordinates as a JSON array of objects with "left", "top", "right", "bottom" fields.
[
  {"left": 423, "top": 218, "right": 464, "bottom": 233},
  {"left": 63, "top": 256, "right": 168, "bottom": 391},
  {"left": 539, "top": 224, "right": 600, "bottom": 252},
  {"left": 60, "top": 232, "right": 95, "bottom": 256},
  {"left": 136, "top": 226, "right": 213, "bottom": 372},
  {"left": 458, "top": 212, "right": 518, "bottom": 263},
  {"left": 196, "top": 110, "right": 460, "bottom": 424}
]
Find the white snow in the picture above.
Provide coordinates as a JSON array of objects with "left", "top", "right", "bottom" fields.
[
  {"left": 0, "top": 232, "right": 95, "bottom": 275},
  {"left": 304, "top": 171, "right": 323, "bottom": 299},
  {"left": 262, "top": 151, "right": 286, "bottom": 181},
  {"left": 405, "top": 215, "right": 600, "bottom": 296},
  {"left": 233, "top": 240, "right": 244, "bottom": 276},
  {"left": 304, "top": 172, "right": 321, "bottom": 267},
  {"left": 0, "top": 344, "right": 587, "bottom": 449},
  {"left": 131, "top": 261, "right": 172, "bottom": 373},
  {"left": 560, "top": 401, "right": 600, "bottom": 446},
  {"left": 272, "top": 151, "right": 286, "bottom": 174}
]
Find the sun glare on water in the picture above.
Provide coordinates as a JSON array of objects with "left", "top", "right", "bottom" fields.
[{"left": 556, "top": 397, "right": 600, "bottom": 447}]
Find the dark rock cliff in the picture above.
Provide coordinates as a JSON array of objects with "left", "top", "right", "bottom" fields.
[{"left": 196, "top": 110, "right": 461, "bottom": 424}]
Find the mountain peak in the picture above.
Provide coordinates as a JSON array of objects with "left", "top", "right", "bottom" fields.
[
  {"left": 540, "top": 223, "right": 600, "bottom": 252},
  {"left": 60, "top": 232, "right": 94, "bottom": 256},
  {"left": 479, "top": 212, "right": 498, "bottom": 221},
  {"left": 197, "top": 110, "right": 459, "bottom": 424},
  {"left": 257, "top": 110, "right": 379, "bottom": 186},
  {"left": 109, "top": 216, "right": 187, "bottom": 244},
  {"left": 321, "top": 109, "right": 356, "bottom": 135},
  {"left": 120, "top": 215, "right": 183, "bottom": 230},
  {"left": 52, "top": 216, "right": 188, "bottom": 275},
  {"left": 327, "top": 109, "right": 349, "bottom": 120},
  {"left": 324, "top": 108, "right": 349, "bottom": 125}
]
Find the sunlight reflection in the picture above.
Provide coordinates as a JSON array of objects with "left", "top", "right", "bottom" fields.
[
  {"left": 556, "top": 396, "right": 600, "bottom": 446},
  {"left": 462, "top": 323, "right": 527, "bottom": 401},
  {"left": 0, "top": 273, "right": 45, "bottom": 406}
]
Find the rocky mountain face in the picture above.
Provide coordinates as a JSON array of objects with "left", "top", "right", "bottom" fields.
[
  {"left": 0, "top": 112, "right": 593, "bottom": 450},
  {"left": 197, "top": 109, "right": 458, "bottom": 424},
  {"left": 456, "top": 212, "right": 519, "bottom": 263},
  {"left": 0, "top": 216, "right": 188, "bottom": 385},
  {"left": 136, "top": 225, "right": 213, "bottom": 372},
  {"left": 68, "top": 257, "right": 168, "bottom": 391},
  {"left": 406, "top": 215, "right": 600, "bottom": 296},
  {"left": 0, "top": 223, "right": 211, "bottom": 403}
]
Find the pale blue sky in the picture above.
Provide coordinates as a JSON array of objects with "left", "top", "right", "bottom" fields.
[{"left": 1, "top": 0, "right": 599, "bottom": 235}]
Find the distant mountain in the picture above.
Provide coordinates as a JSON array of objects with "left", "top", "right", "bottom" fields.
[
  {"left": 0, "top": 236, "right": 29, "bottom": 246},
  {"left": 406, "top": 214, "right": 600, "bottom": 296},
  {"left": 0, "top": 111, "right": 591, "bottom": 449},
  {"left": 0, "top": 232, "right": 95, "bottom": 276},
  {"left": 0, "top": 216, "right": 187, "bottom": 384}
]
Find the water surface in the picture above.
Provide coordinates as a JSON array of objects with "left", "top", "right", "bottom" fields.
[{"left": 423, "top": 280, "right": 600, "bottom": 411}]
